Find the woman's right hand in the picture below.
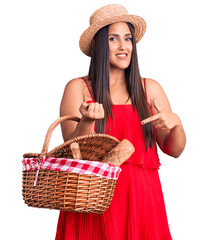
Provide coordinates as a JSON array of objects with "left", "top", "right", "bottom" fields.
[{"left": 79, "top": 102, "right": 105, "bottom": 121}]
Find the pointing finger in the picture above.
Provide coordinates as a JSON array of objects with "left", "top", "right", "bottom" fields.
[{"left": 141, "top": 114, "right": 160, "bottom": 125}]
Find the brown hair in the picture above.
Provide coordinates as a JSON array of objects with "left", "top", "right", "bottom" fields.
[{"left": 88, "top": 23, "right": 155, "bottom": 151}]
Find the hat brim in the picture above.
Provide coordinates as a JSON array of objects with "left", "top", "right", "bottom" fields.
[{"left": 79, "top": 15, "right": 146, "bottom": 57}]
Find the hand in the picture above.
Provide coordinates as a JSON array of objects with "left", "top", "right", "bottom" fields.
[
  {"left": 79, "top": 102, "right": 105, "bottom": 121},
  {"left": 141, "top": 98, "right": 181, "bottom": 130}
]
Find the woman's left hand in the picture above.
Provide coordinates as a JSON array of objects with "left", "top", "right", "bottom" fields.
[{"left": 140, "top": 98, "right": 181, "bottom": 130}]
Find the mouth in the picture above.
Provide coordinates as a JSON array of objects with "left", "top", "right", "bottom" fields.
[{"left": 116, "top": 53, "right": 128, "bottom": 59}]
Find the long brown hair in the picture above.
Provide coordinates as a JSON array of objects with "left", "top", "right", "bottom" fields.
[{"left": 88, "top": 23, "right": 155, "bottom": 151}]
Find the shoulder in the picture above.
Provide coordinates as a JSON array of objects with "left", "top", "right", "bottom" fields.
[
  {"left": 143, "top": 77, "right": 165, "bottom": 102},
  {"left": 62, "top": 76, "right": 93, "bottom": 103},
  {"left": 143, "top": 77, "right": 172, "bottom": 112},
  {"left": 61, "top": 77, "right": 85, "bottom": 104},
  {"left": 63, "top": 76, "right": 89, "bottom": 96},
  {"left": 64, "top": 77, "right": 86, "bottom": 90},
  {"left": 60, "top": 77, "right": 87, "bottom": 117},
  {"left": 143, "top": 77, "right": 162, "bottom": 91}
]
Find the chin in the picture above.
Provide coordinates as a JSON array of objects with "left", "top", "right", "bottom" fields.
[{"left": 111, "top": 63, "right": 131, "bottom": 70}]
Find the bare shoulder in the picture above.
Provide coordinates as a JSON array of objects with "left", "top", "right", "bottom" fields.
[
  {"left": 64, "top": 76, "right": 92, "bottom": 99},
  {"left": 60, "top": 77, "right": 86, "bottom": 117},
  {"left": 143, "top": 78, "right": 164, "bottom": 101},
  {"left": 143, "top": 78, "right": 162, "bottom": 92},
  {"left": 64, "top": 77, "right": 85, "bottom": 92},
  {"left": 144, "top": 77, "right": 172, "bottom": 112}
]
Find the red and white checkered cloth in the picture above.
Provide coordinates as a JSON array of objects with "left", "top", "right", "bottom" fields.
[{"left": 22, "top": 157, "right": 122, "bottom": 180}]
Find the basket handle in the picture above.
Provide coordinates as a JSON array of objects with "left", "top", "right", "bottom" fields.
[{"left": 39, "top": 116, "right": 80, "bottom": 159}]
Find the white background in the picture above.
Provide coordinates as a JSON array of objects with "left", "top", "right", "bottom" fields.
[{"left": 0, "top": 0, "right": 207, "bottom": 239}]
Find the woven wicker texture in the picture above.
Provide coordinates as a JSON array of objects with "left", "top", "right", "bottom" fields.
[
  {"left": 22, "top": 116, "right": 121, "bottom": 213},
  {"left": 79, "top": 4, "right": 146, "bottom": 56},
  {"left": 22, "top": 170, "right": 116, "bottom": 213}
]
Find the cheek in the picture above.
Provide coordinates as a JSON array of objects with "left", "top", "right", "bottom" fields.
[
  {"left": 128, "top": 46, "right": 133, "bottom": 58},
  {"left": 128, "top": 44, "right": 133, "bottom": 53},
  {"left": 109, "top": 46, "right": 116, "bottom": 60},
  {"left": 109, "top": 44, "right": 116, "bottom": 54}
]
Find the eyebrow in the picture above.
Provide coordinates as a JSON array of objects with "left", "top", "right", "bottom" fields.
[{"left": 108, "top": 33, "right": 132, "bottom": 37}]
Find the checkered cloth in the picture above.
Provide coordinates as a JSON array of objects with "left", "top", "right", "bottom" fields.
[{"left": 22, "top": 157, "right": 122, "bottom": 180}]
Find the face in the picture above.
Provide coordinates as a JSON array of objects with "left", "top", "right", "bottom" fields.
[{"left": 108, "top": 22, "right": 133, "bottom": 71}]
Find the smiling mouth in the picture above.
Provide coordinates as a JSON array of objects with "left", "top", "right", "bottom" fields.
[
  {"left": 116, "top": 54, "right": 128, "bottom": 59},
  {"left": 116, "top": 54, "right": 128, "bottom": 57}
]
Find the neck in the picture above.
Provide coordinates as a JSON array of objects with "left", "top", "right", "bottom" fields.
[{"left": 109, "top": 68, "right": 126, "bottom": 85}]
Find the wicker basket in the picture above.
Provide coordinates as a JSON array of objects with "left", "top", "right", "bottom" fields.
[{"left": 22, "top": 116, "right": 122, "bottom": 214}]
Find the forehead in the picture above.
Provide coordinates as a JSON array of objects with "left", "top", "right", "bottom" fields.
[{"left": 108, "top": 22, "right": 131, "bottom": 34}]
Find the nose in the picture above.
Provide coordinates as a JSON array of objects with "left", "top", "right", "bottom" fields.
[{"left": 118, "top": 39, "right": 126, "bottom": 51}]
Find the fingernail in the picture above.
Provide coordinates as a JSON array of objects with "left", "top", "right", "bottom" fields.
[{"left": 141, "top": 121, "right": 144, "bottom": 125}]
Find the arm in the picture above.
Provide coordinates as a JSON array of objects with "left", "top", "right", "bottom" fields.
[
  {"left": 60, "top": 78, "right": 104, "bottom": 142},
  {"left": 141, "top": 78, "right": 186, "bottom": 158}
]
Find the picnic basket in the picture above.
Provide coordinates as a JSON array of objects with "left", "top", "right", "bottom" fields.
[{"left": 22, "top": 116, "right": 134, "bottom": 214}]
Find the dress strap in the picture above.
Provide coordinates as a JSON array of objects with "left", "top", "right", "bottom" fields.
[{"left": 81, "top": 77, "right": 95, "bottom": 103}]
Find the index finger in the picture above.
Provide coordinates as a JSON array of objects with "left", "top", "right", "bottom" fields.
[{"left": 141, "top": 114, "right": 159, "bottom": 125}]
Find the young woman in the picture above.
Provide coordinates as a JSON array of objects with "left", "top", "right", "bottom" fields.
[{"left": 55, "top": 4, "right": 186, "bottom": 240}]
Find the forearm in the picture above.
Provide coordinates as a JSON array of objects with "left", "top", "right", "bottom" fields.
[
  {"left": 163, "top": 121, "right": 186, "bottom": 158},
  {"left": 65, "top": 118, "right": 95, "bottom": 141}
]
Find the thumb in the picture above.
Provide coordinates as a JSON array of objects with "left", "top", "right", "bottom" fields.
[
  {"left": 81, "top": 102, "right": 90, "bottom": 108},
  {"left": 79, "top": 102, "right": 90, "bottom": 113},
  {"left": 153, "top": 98, "right": 162, "bottom": 113}
]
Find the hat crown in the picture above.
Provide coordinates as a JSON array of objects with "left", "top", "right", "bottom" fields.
[{"left": 90, "top": 4, "right": 128, "bottom": 25}]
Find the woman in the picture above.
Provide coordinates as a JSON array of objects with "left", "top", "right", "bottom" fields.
[{"left": 55, "top": 4, "right": 186, "bottom": 240}]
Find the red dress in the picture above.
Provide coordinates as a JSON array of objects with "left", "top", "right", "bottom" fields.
[{"left": 55, "top": 78, "right": 172, "bottom": 240}]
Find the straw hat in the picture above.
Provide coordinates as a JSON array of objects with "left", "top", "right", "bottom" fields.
[{"left": 79, "top": 4, "right": 147, "bottom": 57}]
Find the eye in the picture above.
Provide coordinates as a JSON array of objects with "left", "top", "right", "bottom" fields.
[
  {"left": 109, "top": 37, "right": 117, "bottom": 42},
  {"left": 126, "top": 37, "right": 132, "bottom": 41}
]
